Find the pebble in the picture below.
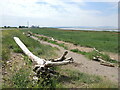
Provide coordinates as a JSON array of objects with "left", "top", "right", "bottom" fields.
[
  {"left": 33, "top": 76, "right": 38, "bottom": 81},
  {"left": 6, "top": 61, "right": 10, "bottom": 64},
  {"left": 4, "top": 72, "right": 7, "bottom": 74}
]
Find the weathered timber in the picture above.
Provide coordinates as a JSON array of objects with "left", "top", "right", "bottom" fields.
[{"left": 13, "top": 37, "right": 73, "bottom": 76}]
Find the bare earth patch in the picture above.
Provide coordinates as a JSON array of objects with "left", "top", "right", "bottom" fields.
[{"left": 2, "top": 52, "right": 26, "bottom": 86}]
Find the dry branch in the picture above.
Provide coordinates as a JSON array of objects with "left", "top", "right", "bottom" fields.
[
  {"left": 13, "top": 37, "right": 74, "bottom": 76},
  {"left": 93, "top": 56, "right": 116, "bottom": 67}
]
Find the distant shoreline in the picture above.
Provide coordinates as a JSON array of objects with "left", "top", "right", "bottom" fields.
[
  {"left": 0, "top": 27, "right": 119, "bottom": 32},
  {"left": 58, "top": 28, "right": 119, "bottom": 32}
]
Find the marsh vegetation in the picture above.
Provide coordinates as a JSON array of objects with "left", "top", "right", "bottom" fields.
[{"left": 2, "top": 29, "right": 118, "bottom": 88}]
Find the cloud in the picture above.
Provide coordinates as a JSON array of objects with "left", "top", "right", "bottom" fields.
[
  {"left": 72, "top": 0, "right": 119, "bottom": 2},
  {"left": 0, "top": 0, "right": 118, "bottom": 27}
]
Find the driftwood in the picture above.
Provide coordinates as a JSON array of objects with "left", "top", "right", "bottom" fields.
[
  {"left": 93, "top": 56, "right": 115, "bottom": 67},
  {"left": 100, "top": 62, "right": 115, "bottom": 67},
  {"left": 13, "top": 37, "right": 73, "bottom": 77},
  {"left": 92, "top": 48, "right": 117, "bottom": 67}
]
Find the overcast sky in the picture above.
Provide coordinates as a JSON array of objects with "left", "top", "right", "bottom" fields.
[{"left": 0, "top": 0, "right": 119, "bottom": 27}]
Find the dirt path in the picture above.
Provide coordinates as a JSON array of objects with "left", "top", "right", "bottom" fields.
[{"left": 31, "top": 36, "right": 118, "bottom": 83}]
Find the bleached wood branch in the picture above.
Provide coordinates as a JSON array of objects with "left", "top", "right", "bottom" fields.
[
  {"left": 45, "top": 57, "right": 73, "bottom": 67},
  {"left": 13, "top": 37, "right": 73, "bottom": 68},
  {"left": 14, "top": 37, "right": 46, "bottom": 65},
  {"left": 93, "top": 56, "right": 116, "bottom": 67}
]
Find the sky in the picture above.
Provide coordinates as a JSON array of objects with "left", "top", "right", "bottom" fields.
[{"left": 0, "top": 0, "right": 119, "bottom": 27}]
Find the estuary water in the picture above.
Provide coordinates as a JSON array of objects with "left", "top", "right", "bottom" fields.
[{"left": 58, "top": 28, "right": 119, "bottom": 32}]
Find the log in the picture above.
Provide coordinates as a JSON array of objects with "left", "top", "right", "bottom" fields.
[
  {"left": 13, "top": 37, "right": 73, "bottom": 68},
  {"left": 100, "top": 62, "right": 115, "bottom": 67},
  {"left": 93, "top": 56, "right": 116, "bottom": 67}
]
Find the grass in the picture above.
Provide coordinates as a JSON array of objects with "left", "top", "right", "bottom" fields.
[
  {"left": 2, "top": 30, "right": 58, "bottom": 61},
  {"left": 57, "top": 68, "right": 118, "bottom": 88},
  {"left": 33, "top": 32, "right": 118, "bottom": 64},
  {"left": 2, "top": 29, "right": 59, "bottom": 88},
  {"left": 34, "top": 35, "right": 68, "bottom": 49},
  {"left": 2, "top": 29, "right": 118, "bottom": 88},
  {"left": 48, "top": 40, "right": 68, "bottom": 49},
  {"left": 71, "top": 49, "right": 118, "bottom": 64},
  {"left": 12, "top": 68, "right": 30, "bottom": 88},
  {"left": 23, "top": 28, "right": 119, "bottom": 53}
]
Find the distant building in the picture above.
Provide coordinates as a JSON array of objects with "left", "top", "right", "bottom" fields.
[
  {"left": 19, "top": 26, "right": 28, "bottom": 28},
  {"left": 31, "top": 25, "right": 39, "bottom": 28}
]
